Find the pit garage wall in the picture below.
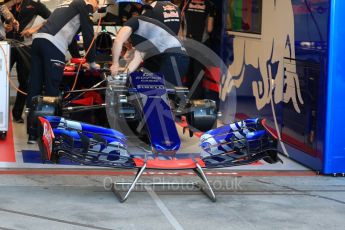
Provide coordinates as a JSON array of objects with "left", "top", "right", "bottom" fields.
[{"left": 220, "top": 0, "right": 334, "bottom": 173}]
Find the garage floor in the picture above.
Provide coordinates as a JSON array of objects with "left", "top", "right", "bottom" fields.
[
  {"left": 0, "top": 174, "right": 344, "bottom": 230},
  {"left": 3, "top": 111, "right": 344, "bottom": 230}
]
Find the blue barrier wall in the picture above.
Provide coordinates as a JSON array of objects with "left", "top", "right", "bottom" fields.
[
  {"left": 324, "top": 0, "right": 345, "bottom": 174},
  {"left": 220, "top": 0, "right": 345, "bottom": 173}
]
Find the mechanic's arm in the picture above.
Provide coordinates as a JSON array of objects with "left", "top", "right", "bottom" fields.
[
  {"left": 21, "top": 1, "right": 51, "bottom": 37},
  {"left": 4, "top": 0, "right": 19, "bottom": 8},
  {"left": 207, "top": 3, "right": 216, "bottom": 34},
  {"left": 68, "top": 37, "right": 82, "bottom": 58},
  {"left": 207, "top": 16, "right": 214, "bottom": 34},
  {"left": 178, "top": 24, "right": 185, "bottom": 40},
  {"left": 0, "top": 5, "right": 19, "bottom": 31},
  {"left": 0, "top": 5, "right": 14, "bottom": 22},
  {"left": 127, "top": 50, "right": 143, "bottom": 73},
  {"left": 179, "top": 0, "right": 189, "bottom": 39},
  {"left": 21, "top": 22, "right": 46, "bottom": 37},
  {"left": 74, "top": 0, "right": 98, "bottom": 69},
  {"left": 110, "top": 26, "right": 132, "bottom": 76}
]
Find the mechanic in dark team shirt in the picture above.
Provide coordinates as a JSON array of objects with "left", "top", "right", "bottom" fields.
[
  {"left": 119, "top": 0, "right": 182, "bottom": 74},
  {"left": 4, "top": 0, "right": 51, "bottom": 123},
  {"left": 180, "top": 0, "right": 215, "bottom": 43},
  {"left": 120, "top": 0, "right": 181, "bottom": 34},
  {"left": 180, "top": 0, "right": 215, "bottom": 99},
  {"left": 110, "top": 15, "right": 189, "bottom": 89},
  {"left": 26, "top": 0, "right": 99, "bottom": 143},
  {"left": 142, "top": 0, "right": 181, "bottom": 35}
]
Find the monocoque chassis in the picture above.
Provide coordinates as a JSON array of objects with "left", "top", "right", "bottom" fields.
[{"left": 35, "top": 70, "right": 282, "bottom": 202}]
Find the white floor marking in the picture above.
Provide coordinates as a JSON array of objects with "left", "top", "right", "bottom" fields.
[{"left": 145, "top": 186, "right": 184, "bottom": 230}]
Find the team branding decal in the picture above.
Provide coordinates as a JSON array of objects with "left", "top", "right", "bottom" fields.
[
  {"left": 38, "top": 117, "right": 55, "bottom": 160},
  {"left": 26, "top": 5, "right": 35, "bottom": 9},
  {"left": 221, "top": 0, "right": 304, "bottom": 113},
  {"left": 161, "top": 3, "right": 179, "bottom": 22}
]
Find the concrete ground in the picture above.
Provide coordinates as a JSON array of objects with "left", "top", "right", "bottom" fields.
[
  {"left": 2, "top": 101, "right": 343, "bottom": 230},
  {"left": 0, "top": 173, "right": 344, "bottom": 230}
]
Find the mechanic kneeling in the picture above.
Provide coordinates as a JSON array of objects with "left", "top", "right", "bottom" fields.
[
  {"left": 26, "top": 0, "right": 100, "bottom": 144},
  {"left": 110, "top": 15, "right": 189, "bottom": 89}
]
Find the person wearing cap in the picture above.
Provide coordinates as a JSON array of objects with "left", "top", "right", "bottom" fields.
[
  {"left": 110, "top": 14, "right": 189, "bottom": 89},
  {"left": 26, "top": 0, "right": 100, "bottom": 144}
]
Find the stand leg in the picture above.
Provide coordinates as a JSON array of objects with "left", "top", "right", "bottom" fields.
[
  {"left": 112, "top": 163, "right": 147, "bottom": 203},
  {"left": 193, "top": 163, "right": 216, "bottom": 202},
  {"left": 111, "top": 163, "right": 216, "bottom": 202}
]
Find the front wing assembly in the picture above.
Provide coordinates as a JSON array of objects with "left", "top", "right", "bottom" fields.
[{"left": 38, "top": 116, "right": 282, "bottom": 170}]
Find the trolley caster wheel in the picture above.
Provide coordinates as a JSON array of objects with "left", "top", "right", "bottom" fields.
[
  {"left": 333, "top": 173, "right": 338, "bottom": 177},
  {"left": 0, "top": 132, "right": 6, "bottom": 140}
]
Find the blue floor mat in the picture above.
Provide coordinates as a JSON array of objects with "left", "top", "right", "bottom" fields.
[
  {"left": 21, "top": 150, "right": 202, "bottom": 165},
  {"left": 21, "top": 150, "right": 77, "bottom": 165}
]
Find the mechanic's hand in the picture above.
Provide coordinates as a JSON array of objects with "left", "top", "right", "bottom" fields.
[
  {"left": 90, "top": 62, "right": 100, "bottom": 70},
  {"left": 82, "top": 62, "right": 100, "bottom": 70},
  {"left": 13, "top": 20, "right": 20, "bottom": 32},
  {"left": 82, "top": 62, "right": 90, "bottom": 69},
  {"left": 21, "top": 28, "right": 35, "bottom": 37},
  {"left": 4, "top": 23, "right": 13, "bottom": 32},
  {"left": 124, "top": 49, "right": 135, "bottom": 63},
  {"left": 110, "top": 63, "right": 119, "bottom": 76}
]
